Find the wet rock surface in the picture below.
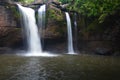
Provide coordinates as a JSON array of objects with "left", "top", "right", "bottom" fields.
[
  {"left": 94, "top": 48, "right": 114, "bottom": 55},
  {"left": 0, "top": 27, "right": 22, "bottom": 48},
  {"left": 0, "top": 0, "right": 119, "bottom": 55}
]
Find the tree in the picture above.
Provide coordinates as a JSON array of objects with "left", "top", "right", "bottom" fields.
[{"left": 59, "top": 0, "right": 120, "bottom": 23}]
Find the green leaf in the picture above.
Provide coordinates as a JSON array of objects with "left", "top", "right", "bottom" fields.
[{"left": 98, "top": 13, "right": 108, "bottom": 23}]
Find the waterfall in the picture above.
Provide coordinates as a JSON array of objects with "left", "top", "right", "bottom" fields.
[
  {"left": 17, "top": 4, "right": 57, "bottom": 57},
  {"left": 17, "top": 4, "right": 42, "bottom": 54},
  {"left": 65, "top": 12, "right": 75, "bottom": 54},
  {"left": 38, "top": 5, "right": 46, "bottom": 48},
  {"left": 17, "top": 4, "right": 75, "bottom": 55},
  {"left": 74, "top": 13, "right": 78, "bottom": 51},
  {"left": 38, "top": 5, "right": 46, "bottom": 29}
]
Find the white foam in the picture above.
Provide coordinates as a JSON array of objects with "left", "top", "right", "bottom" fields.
[{"left": 17, "top": 52, "right": 59, "bottom": 57}]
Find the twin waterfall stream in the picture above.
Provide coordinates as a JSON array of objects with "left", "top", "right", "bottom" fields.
[
  {"left": 65, "top": 12, "right": 75, "bottom": 54},
  {"left": 0, "top": 3, "right": 119, "bottom": 80},
  {"left": 17, "top": 4, "right": 75, "bottom": 56}
]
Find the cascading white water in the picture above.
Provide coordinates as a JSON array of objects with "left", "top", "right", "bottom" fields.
[
  {"left": 65, "top": 12, "right": 75, "bottom": 54},
  {"left": 17, "top": 4, "right": 58, "bottom": 57},
  {"left": 38, "top": 5, "right": 46, "bottom": 29},
  {"left": 17, "top": 4, "right": 75, "bottom": 55},
  {"left": 17, "top": 4, "right": 42, "bottom": 54},
  {"left": 38, "top": 5, "right": 46, "bottom": 48}
]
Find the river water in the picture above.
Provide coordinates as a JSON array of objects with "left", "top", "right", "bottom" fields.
[{"left": 0, "top": 54, "right": 120, "bottom": 80}]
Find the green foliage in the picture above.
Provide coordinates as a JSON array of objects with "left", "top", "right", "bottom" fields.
[
  {"left": 10, "top": 6, "right": 20, "bottom": 19},
  {"left": 59, "top": 0, "right": 73, "bottom": 4},
  {"left": 98, "top": 13, "right": 108, "bottom": 23},
  {"left": 16, "top": 0, "right": 34, "bottom": 4},
  {"left": 59, "top": 0, "right": 120, "bottom": 23},
  {"left": 47, "top": 9, "right": 63, "bottom": 21}
]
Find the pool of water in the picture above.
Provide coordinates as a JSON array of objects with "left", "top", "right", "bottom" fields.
[{"left": 0, "top": 54, "right": 120, "bottom": 80}]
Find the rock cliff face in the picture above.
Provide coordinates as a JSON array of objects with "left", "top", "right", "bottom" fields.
[
  {"left": 0, "top": 5, "right": 16, "bottom": 27},
  {"left": 0, "top": 1, "right": 22, "bottom": 49},
  {"left": 0, "top": 0, "right": 119, "bottom": 55},
  {"left": 0, "top": 0, "right": 11, "bottom": 3}
]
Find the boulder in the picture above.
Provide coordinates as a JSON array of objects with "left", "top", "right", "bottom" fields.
[
  {"left": 95, "top": 47, "right": 114, "bottom": 55},
  {"left": 0, "top": 47, "right": 12, "bottom": 54}
]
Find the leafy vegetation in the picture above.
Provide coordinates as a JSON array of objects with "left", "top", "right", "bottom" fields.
[
  {"left": 47, "top": 9, "right": 63, "bottom": 21},
  {"left": 13, "top": 0, "right": 34, "bottom": 4},
  {"left": 59, "top": 0, "right": 120, "bottom": 23}
]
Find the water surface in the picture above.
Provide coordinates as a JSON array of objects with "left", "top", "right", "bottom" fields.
[{"left": 0, "top": 54, "right": 120, "bottom": 80}]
